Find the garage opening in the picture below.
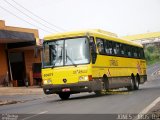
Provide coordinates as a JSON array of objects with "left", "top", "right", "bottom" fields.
[{"left": 9, "top": 52, "right": 26, "bottom": 86}]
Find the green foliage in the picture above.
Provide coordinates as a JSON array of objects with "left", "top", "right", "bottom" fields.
[
  {"left": 146, "top": 46, "right": 155, "bottom": 53},
  {"left": 144, "top": 45, "right": 160, "bottom": 65}
]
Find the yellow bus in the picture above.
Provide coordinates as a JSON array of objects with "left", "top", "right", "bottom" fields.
[{"left": 42, "top": 29, "right": 147, "bottom": 100}]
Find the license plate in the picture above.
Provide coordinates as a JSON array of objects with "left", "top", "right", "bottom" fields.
[{"left": 62, "top": 88, "right": 70, "bottom": 92}]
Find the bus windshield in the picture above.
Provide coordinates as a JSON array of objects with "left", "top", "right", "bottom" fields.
[{"left": 42, "top": 37, "right": 90, "bottom": 68}]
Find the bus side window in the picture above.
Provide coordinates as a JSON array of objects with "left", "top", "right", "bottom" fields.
[
  {"left": 140, "top": 48, "right": 145, "bottom": 59},
  {"left": 127, "top": 45, "right": 131, "bottom": 57},
  {"left": 134, "top": 47, "right": 140, "bottom": 58},
  {"left": 96, "top": 38, "right": 105, "bottom": 54},
  {"left": 112, "top": 42, "right": 120, "bottom": 55},
  {"left": 120, "top": 43, "right": 125, "bottom": 56},
  {"left": 123, "top": 44, "right": 127, "bottom": 57},
  {"left": 112, "top": 42, "right": 116, "bottom": 55},
  {"left": 108, "top": 41, "right": 113, "bottom": 55},
  {"left": 104, "top": 40, "right": 109, "bottom": 54},
  {"left": 137, "top": 48, "right": 141, "bottom": 58},
  {"left": 132, "top": 47, "right": 136, "bottom": 58},
  {"left": 116, "top": 43, "right": 120, "bottom": 55},
  {"left": 104, "top": 40, "right": 112, "bottom": 55}
]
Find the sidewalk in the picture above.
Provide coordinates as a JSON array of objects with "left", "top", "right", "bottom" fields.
[
  {"left": 148, "top": 100, "right": 160, "bottom": 120},
  {"left": 0, "top": 86, "right": 43, "bottom": 95},
  {"left": 0, "top": 86, "right": 48, "bottom": 106}
]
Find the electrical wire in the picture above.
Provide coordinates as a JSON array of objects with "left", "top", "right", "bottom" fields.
[
  {"left": 11, "top": 0, "right": 66, "bottom": 32},
  {"left": 0, "top": 5, "right": 52, "bottom": 34},
  {"left": 3, "top": 0, "right": 60, "bottom": 33}
]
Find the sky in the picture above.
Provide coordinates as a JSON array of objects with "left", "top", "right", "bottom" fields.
[{"left": 0, "top": 0, "right": 160, "bottom": 38}]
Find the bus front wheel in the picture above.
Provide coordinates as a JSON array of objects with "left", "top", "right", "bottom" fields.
[
  {"left": 95, "top": 77, "right": 108, "bottom": 95},
  {"left": 58, "top": 93, "right": 70, "bottom": 100}
]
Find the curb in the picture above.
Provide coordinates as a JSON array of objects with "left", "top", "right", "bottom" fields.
[
  {"left": 0, "top": 87, "right": 43, "bottom": 95},
  {"left": 133, "top": 97, "right": 160, "bottom": 120},
  {"left": 0, "top": 100, "right": 18, "bottom": 106},
  {"left": 140, "top": 97, "right": 160, "bottom": 114}
]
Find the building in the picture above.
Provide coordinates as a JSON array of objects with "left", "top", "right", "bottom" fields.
[
  {"left": 0, "top": 20, "right": 41, "bottom": 87},
  {"left": 122, "top": 32, "right": 160, "bottom": 47}
]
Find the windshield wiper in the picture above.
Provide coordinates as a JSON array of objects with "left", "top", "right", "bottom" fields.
[
  {"left": 51, "top": 49, "right": 63, "bottom": 68},
  {"left": 66, "top": 50, "right": 77, "bottom": 67}
]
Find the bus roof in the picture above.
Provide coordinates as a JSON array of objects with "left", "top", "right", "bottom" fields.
[{"left": 44, "top": 29, "right": 143, "bottom": 48}]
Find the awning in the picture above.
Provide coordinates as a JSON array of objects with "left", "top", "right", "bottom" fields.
[{"left": 0, "top": 30, "right": 35, "bottom": 43}]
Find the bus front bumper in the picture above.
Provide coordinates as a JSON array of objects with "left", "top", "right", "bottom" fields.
[{"left": 43, "top": 81, "right": 100, "bottom": 94}]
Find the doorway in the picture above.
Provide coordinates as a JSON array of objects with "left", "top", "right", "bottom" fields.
[{"left": 9, "top": 52, "right": 26, "bottom": 86}]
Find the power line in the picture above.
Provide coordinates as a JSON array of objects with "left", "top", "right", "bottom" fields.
[
  {"left": 0, "top": 5, "right": 52, "bottom": 34},
  {"left": 11, "top": 0, "right": 66, "bottom": 32},
  {"left": 3, "top": 0, "right": 60, "bottom": 33}
]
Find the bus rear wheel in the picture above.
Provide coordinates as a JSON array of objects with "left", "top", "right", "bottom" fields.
[
  {"left": 134, "top": 75, "right": 139, "bottom": 90},
  {"left": 127, "top": 76, "right": 135, "bottom": 91},
  {"left": 58, "top": 93, "right": 70, "bottom": 100}
]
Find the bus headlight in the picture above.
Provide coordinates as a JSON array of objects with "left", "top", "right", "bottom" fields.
[
  {"left": 43, "top": 80, "right": 52, "bottom": 84},
  {"left": 79, "top": 76, "right": 88, "bottom": 81},
  {"left": 84, "top": 76, "right": 88, "bottom": 81}
]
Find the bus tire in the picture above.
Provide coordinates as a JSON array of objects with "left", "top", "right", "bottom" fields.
[
  {"left": 103, "top": 75, "right": 109, "bottom": 91},
  {"left": 58, "top": 93, "right": 70, "bottom": 100},
  {"left": 127, "top": 75, "right": 135, "bottom": 91},
  {"left": 94, "top": 76, "right": 108, "bottom": 95},
  {"left": 94, "top": 81, "right": 105, "bottom": 95},
  {"left": 134, "top": 75, "right": 140, "bottom": 90}
]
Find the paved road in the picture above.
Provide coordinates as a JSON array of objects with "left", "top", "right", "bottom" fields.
[{"left": 0, "top": 64, "right": 160, "bottom": 120}]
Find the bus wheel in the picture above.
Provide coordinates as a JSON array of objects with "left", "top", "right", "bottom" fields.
[
  {"left": 134, "top": 75, "right": 139, "bottom": 90},
  {"left": 94, "top": 84, "right": 105, "bottom": 95},
  {"left": 127, "top": 76, "right": 135, "bottom": 91},
  {"left": 58, "top": 93, "right": 70, "bottom": 100},
  {"left": 95, "top": 77, "right": 107, "bottom": 95}
]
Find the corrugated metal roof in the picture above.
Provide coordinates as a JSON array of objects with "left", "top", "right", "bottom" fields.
[
  {"left": 0, "top": 30, "right": 35, "bottom": 43},
  {"left": 122, "top": 32, "right": 160, "bottom": 40}
]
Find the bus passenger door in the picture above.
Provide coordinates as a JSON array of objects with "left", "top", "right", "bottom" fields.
[{"left": 89, "top": 37, "right": 97, "bottom": 64}]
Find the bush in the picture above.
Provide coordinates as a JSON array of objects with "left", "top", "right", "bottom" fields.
[{"left": 144, "top": 45, "right": 160, "bottom": 65}]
